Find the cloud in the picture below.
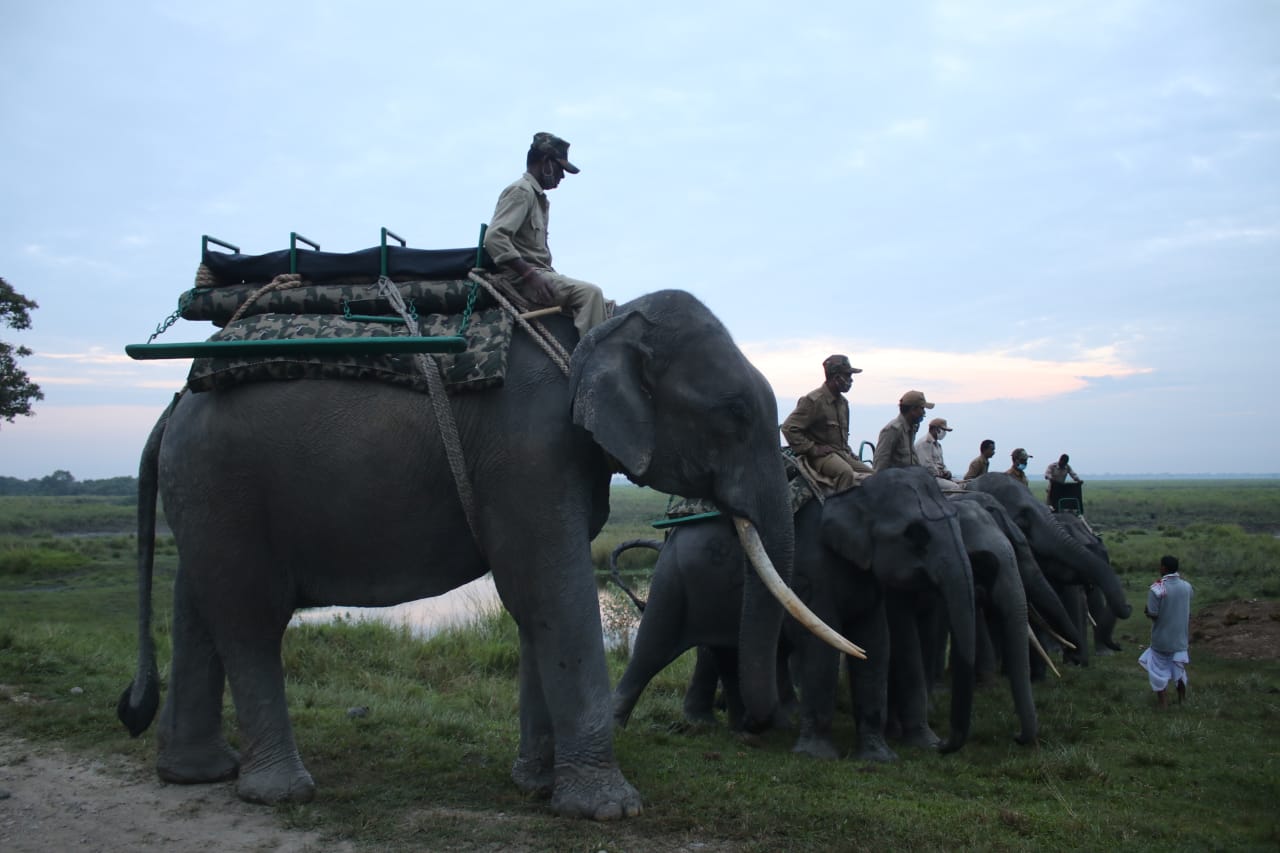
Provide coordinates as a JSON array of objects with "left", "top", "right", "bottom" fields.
[
  {"left": 22, "top": 244, "right": 121, "bottom": 276},
  {"left": 1136, "top": 221, "right": 1280, "bottom": 256},
  {"left": 742, "top": 338, "right": 1152, "bottom": 406}
]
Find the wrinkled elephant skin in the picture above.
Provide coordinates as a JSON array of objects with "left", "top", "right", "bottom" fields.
[{"left": 118, "top": 290, "right": 798, "bottom": 821}]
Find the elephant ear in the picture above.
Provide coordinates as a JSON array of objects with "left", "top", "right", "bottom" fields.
[
  {"left": 570, "top": 310, "right": 657, "bottom": 479},
  {"left": 820, "top": 490, "right": 876, "bottom": 569}
]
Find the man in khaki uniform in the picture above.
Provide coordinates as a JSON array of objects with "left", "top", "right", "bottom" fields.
[
  {"left": 1005, "top": 447, "right": 1033, "bottom": 487},
  {"left": 965, "top": 439, "right": 996, "bottom": 480},
  {"left": 874, "top": 390, "right": 934, "bottom": 470},
  {"left": 915, "top": 417, "right": 962, "bottom": 491},
  {"left": 484, "top": 132, "right": 607, "bottom": 339},
  {"left": 781, "top": 354, "right": 872, "bottom": 491}
]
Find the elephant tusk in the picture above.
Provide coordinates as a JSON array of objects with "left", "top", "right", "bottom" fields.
[
  {"left": 1027, "top": 624, "right": 1061, "bottom": 678},
  {"left": 1087, "top": 611, "right": 1098, "bottom": 628},
  {"left": 732, "top": 516, "right": 867, "bottom": 661},
  {"left": 1027, "top": 605, "right": 1077, "bottom": 651}
]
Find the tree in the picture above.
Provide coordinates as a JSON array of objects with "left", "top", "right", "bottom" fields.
[{"left": 0, "top": 277, "right": 43, "bottom": 425}]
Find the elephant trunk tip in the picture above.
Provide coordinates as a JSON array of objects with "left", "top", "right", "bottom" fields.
[{"left": 1118, "top": 602, "right": 1133, "bottom": 619}]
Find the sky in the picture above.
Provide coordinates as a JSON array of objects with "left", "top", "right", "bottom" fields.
[{"left": 1, "top": 1, "right": 1277, "bottom": 479}]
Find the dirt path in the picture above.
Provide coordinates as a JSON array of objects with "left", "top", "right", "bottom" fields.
[{"left": 0, "top": 736, "right": 354, "bottom": 853}]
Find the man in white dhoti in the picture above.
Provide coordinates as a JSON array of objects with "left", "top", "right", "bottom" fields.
[{"left": 1138, "top": 555, "right": 1193, "bottom": 709}]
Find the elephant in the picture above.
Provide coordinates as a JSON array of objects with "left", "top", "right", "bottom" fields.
[
  {"left": 966, "top": 473, "right": 1132, "bottom": 668},
  {"left": 611, "top": 467, "right": 976, "bottom": 762},
  {"left": 1054, "top": 511, "right": 1124, "bottom": 655},
  {"left": 116, "top": 289, "right": 854, "bottom": 820}
]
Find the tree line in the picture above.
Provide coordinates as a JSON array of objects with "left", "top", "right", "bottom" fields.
[{"left": 0, "top": 470, "right": 138, "bottom": 497}]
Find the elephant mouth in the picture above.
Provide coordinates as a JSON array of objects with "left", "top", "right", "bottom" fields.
[{"left": 732, "top": 516, "right": 866, "bottom": 660}]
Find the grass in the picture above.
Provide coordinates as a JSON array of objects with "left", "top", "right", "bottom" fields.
[{"left": 1, "top": 482, "right": 1278, "bottom": 851}]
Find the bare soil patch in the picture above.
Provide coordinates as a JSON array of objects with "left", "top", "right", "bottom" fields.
[
  {"left": 0, "top": 736, "right": 353, "bottom": 853},
  {"left": 1191, "top": 598, "right": 1280, "bottom": 661}
]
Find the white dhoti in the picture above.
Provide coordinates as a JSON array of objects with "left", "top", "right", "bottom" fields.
[{"left": 1138, "top": 646, "right": 1189, "bottom": 692}]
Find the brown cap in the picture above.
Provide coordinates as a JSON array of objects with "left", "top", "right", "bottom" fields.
[
  {"left": 530, "top": 132, "right": 579, "bottom": 173},
  {"left": 900, "top": 390, "right": 934, "bottom": 409},
  {"left": 822, "top": 354, "right": 862, "bottom": 376},
  {"left": 1012, "top": 448, "right": 1032, "bottom": 462},
  {"left": 928, "top": 418, "right": 952, "bottom": 431}
]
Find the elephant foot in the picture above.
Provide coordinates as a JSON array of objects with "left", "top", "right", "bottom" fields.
[
  {"left": 1093, "top": 645, "right": 1117, "bottom": 657},
  {"left": 791, "top": 734, "right": 840, "bottom": 761},
  {"left": 682, "top": 708, "right": 719, "bottom": 727},
  {"left": 235, "top": 758, "right": 315, "bottom": 805},
  {"left": 511, "top": 755, "right": 554, "bottom": 798},
  {"left": 156, "top": 738, "right": 240, "bottom": 785},
  {"left": 1014, "top": 729, "right": 1039, "bottom": 746},
  {"left": 550, "top": 764, "right": 643, "bottom": 820},
  {"left": 898, "top": 725, "right": 942, "bottom": 750},
  {"left": 853, "top": 735, "right": 898, "bottom": 763}
]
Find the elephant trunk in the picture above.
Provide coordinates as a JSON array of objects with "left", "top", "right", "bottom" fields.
[
  {"left": 992, "top": 541, "right": 1037, "bottom": 744},
  {"left": 1041, "top": 513, "right": 1132, "bottom": 620},
  {"left": 936, "top": 515, "right": 976, "bottom": 754},
  {"left": 731, "top": 492, "right": 792, "bottom": 728}
]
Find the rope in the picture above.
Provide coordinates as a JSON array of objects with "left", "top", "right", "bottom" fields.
[
  {"left": 194, "top": 264, "right": 218, "bottom": 288},
  {"left": 467, "top": 270, "right": 571, "bottom": 377},
  {"left": 228, "top": 274, "right": 306, "bottom": 324},
  {"left": 376, "top": 276, "right": 482, "bottom": 544}
]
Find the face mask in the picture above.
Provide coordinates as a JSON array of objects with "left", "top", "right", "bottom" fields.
[{"left": 1017, "top": 462, "right": 1027, "bottom": 471}]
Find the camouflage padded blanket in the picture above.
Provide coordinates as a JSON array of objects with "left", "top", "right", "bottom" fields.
[
  {"left": 186, "top": 307, "right": 512, "bottom": 395},
  {"left": 180, "top": 279, "right": 493, "bottom": 326}
]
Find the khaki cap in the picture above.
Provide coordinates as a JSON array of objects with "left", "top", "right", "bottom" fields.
[
  {"left": 823, "top": 354, "right": 862, "bottom": 376},
  {"left": 900, "top": 390, "right": 934, "bottom": 409},
  {"left": 929, "top": 418, "right": 952, "bottom": 431},
  {"left": 1012, "top": 448, "right": 1032, "bottom": 462}
]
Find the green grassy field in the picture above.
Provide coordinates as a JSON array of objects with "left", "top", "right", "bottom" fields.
[{"left": 1, "top": 481, "right": 1278, "bottom": 851}]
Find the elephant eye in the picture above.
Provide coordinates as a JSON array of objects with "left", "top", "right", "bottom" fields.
[{"left": 903, "top": 521, "right": 930, "bottom": 554}]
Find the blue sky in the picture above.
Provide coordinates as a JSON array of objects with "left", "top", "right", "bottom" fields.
[{"left": 1, "top": 1, "right": 1277, "bottom": 479}]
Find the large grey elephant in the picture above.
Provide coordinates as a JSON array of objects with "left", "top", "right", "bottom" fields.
[
  {"left": 117, "top": 290, "right": 852, "bottom": 820},
  {"left": 967, "top": 473, "right": 1131, "bottom": 668},
  {"left": 612, "top": 467, "right": 976, "bottom": 761}
]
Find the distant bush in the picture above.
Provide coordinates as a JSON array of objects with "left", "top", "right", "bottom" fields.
[{"left": 0, "top": 471, "right": 138, "bottom": 497}]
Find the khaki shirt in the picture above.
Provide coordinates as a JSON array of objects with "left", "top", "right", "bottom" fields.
[
  {"left": 874, "top": 413, "right": 920, "bottom": 470},
  {"left": 1044, "top": 462, "right": 1081, "bottom": 483},
  {"left": 484, "top": 172, "right": 554, "bottom": 270},
  {"left": 1005, "top": 465, "right": 1029, "bottom": 487},
  {"left": 964, "top": 455, "right": 989, "bottom": 480},
  {"left": 781, "top": 385, "right": 851, "bottom": 458},
  {"left": 914, "top": 434, "right": 951, "bottom": 479}
]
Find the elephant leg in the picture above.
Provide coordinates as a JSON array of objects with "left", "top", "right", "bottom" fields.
[
  {"left": 845, "top": 604, "right": 896, "bottom": 763},
  {"left": 712, "top": 647, "right": 749, "bottom": 731},
  {"left": 612, "top": 568, "right": 691, "bottom": 728},
  {"left": 1059, "top": 584, "right": 1091, "bottom": 667},
  {"left": 513, "top": 640, "right": 555, "bottom": 797},
  {"left": 221, "top": 622, "right": 315, "bottom": 805},
  {"left": 790, "top": 631, "right": 842, "bottom": 760},
  {"left": 155, "top": 571, "right": 239, "bottom": 786},
  {"left": 887, "top": 593, "right": 940, "bottom": 749},
  {"left": 682, "top": 646, "right": 721, "bottom": 726},
  {"left": 495, "top": 537, "right": 642, "bottom": 820}
]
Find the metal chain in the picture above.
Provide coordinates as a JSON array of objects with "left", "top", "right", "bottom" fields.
[
  {"left": 146, "top": 289, "right": 200, "bottom": 344},
  {"left": 458, "top": 277, "right": 479, "bottom": 336}
]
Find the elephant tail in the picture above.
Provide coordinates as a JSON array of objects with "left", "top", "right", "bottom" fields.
[
  {"left": 608, "top": 538, "right": 663, "bottom": 613},
  {"left": 116, "top": 394, "right": 178, "bottom": 736}
]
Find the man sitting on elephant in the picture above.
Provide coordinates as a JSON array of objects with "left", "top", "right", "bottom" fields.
[
  {"left": 965, "top": 439, "right": 996, "bottom": 480},
  {"left": 1005, "top": 448, "right": 1033, "bottom": 486},
  {"left": 915, "top": 417, "right": 963, "bottom": 492},
  {"left": 781, "top": 354, "right": 873, "bottom": 491},
  {"left": 484, "top": 131, "right": 608, "bottom": 339},
  {"left": 873, "top": 390, "right": 933, "bottom": 470}
]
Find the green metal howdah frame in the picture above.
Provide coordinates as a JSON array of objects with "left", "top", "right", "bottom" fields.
[{"left": 124, "top": 227, "right": 488, "bottom": 360}]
